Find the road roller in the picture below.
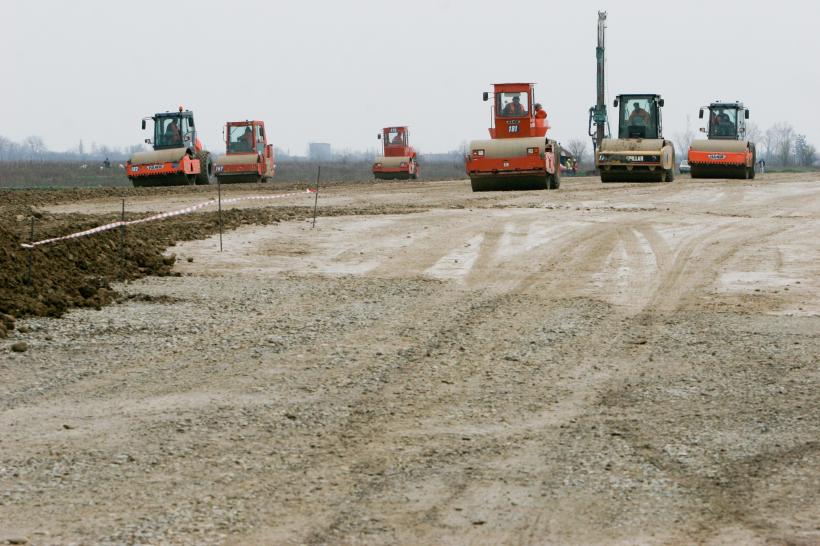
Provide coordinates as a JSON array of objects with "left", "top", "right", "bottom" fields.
[
  {"left": 466, "top": 83, "right": 560, "bottom": 192},
  {"left": 127, "top": 106, "right": 213, "bottom": 187},
  {"left": 214, "top": 120, "right": 276, "bottom": 184},
  {"left": 688, "top": 101, "right": 756, "bottom": 179},
  {"left": 373, "top": 127, "right": 419, "bottom": 180},
  {"left": 596, "top": 94, "right": 676, "bottom": 183}
]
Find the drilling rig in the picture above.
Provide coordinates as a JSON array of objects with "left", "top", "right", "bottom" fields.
[{"left": 588, "top": 11, "right": 610, "bottom": 154}]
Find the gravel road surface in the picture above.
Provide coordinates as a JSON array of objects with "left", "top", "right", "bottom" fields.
[{"left": 2, "top": 174, "right": 818, "bottom": 545}]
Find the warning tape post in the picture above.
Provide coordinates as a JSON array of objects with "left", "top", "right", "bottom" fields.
[{"left": 20, "top": 189, "right": 316, "bottom": 249}]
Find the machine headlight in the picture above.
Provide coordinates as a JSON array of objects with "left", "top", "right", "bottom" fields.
[
  {"left": 527, "top": 147, "right": 538, "bottom": 155},
  {"left": 473, "top": 149, "right": 485, "bottom": 157}
]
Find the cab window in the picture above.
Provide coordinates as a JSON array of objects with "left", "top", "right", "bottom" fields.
[
  {"left": 180, "top": 117, "right": 193, "bottom": 145},
  {"left": 229, "top": 125, "right": 254, "bottom": 152},
  {"left": 619, "top": 97, "right": 659, "bottom": 139},
  {"left": 386, "top": 128, "right": 405, "bottom": 146},
  {"left": 256, "top": 125, "right": 265, "bottom": 153},
  {"left": 155, "top": 117, "right": 183, "bottom": 147},
  {"left": 709, "top": 108, "right": 738, "bottom": 138},
  {"left": 497, "top": 92, "right": 529, "bottom": 117}
]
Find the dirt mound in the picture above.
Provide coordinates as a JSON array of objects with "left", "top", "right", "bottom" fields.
[
  {"left": 1, "top": 179, "right": 429, "bottom": 323},
  {"left": 0, "top": 206, "right": 311, "bottom": 320}
]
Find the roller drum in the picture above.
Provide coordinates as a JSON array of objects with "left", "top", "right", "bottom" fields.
[
  {"left": 129, "top": 147, "right": 188, "bottom": 165},
  {"left": 469, "top": 137, "right": 547, "bottom": 158}
]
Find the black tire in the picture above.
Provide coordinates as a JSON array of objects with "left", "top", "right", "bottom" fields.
[
  {"left": 748, "top": 145, "right": 756, "bottom": 179},
  {"left": 665, "top": 146, "right": 675, "bottom": 182},
  {"left": 195, "top": 151, "right": 212, "bottom": 185}
]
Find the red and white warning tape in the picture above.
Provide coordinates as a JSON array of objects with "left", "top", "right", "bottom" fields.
[{"left": 21, "top": 189, "right": 316, "bottom": 249}]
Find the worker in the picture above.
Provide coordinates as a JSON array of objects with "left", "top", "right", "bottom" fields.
[
  {"left": 717, "top": 112, "right": 735, "bottom": 136},
  {"left": 628, "top": 102, "right": 651, "bottom": 126},
  {"left": 391, "top": 132, "right": 404, "bottom": 145},
  {"left": 534, "top": 103, "right": 547, "bottom": 128},
  {"left": 165, "top": 120, "right": 181, "bottom": 144},
  {"left": 710, "top": 109, "right": 721, "bottom": 132},
  {"left": 240, "top": 127, "right": 254, "bottom": 150},
  {"left": 503, "top": 95, "right": 526, "bottom": 117}
]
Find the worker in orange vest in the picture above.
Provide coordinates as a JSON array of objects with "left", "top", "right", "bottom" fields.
[
  {"left": 534, "top": 103, "right": 547, "bottom": 128},
  {"left": 503, "top": 95, "right": 526, "bottom": 117}
]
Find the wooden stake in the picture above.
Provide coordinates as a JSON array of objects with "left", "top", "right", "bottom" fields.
[{"left": 312, "top": 166, "right": 320, "bottom": 229}]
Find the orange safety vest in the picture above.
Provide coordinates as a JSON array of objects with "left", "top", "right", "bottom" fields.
[
  {"left": 535, "top": 109, "right": 547, "bottom": 119},
  {"left": 506, "top": 102, "right": 524, "bottom": 116}
]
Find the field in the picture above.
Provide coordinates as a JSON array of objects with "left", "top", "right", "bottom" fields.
[
  {"left": 1, "top": 173, "right": 818, "bottom": 545},
  {"left": 0, "top": 159, "right": 467, "bottom": 189}
]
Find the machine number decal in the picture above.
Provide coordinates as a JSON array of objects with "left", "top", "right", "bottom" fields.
[
  {"left": 508, "top": 125, "right": 519, "bottom": 134},
  {"left": 130, "top": 166, "right": 139, "bottom": 172}
]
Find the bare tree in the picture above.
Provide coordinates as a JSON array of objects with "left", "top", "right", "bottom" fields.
[
  {"left": 22, "top": 135, "right": 47, "bottom": 159},
  {"left": 0, "top": 136, "right": 17, "bottom": 161},
  {"left": 794, "top": 134, "right": 817, "bottom": 167},
  {"left": 564, "top": 138, "right": 588, "bottom": 167},
  {"left": 673, "top": 115, "right": 696, "bottom": 156},
  {"left": 744, "top": 122, "right": 762, "bottom": 145},
  {"left": 764, "top": 123, "right": 794, "bottom": 166},
  {"left": 771, "top": 122, "right": 795, "bottom": 166}
]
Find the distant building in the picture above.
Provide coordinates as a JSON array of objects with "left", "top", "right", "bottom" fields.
[{"left": 308, "top": 142, "right": 332, "bottom": 161}]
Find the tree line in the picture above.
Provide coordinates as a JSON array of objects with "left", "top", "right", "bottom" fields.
[{"left": 0, "top": 135, "right": 145, "bottom": 162}]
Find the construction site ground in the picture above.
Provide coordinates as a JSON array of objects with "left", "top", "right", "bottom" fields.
[{"left": 1, "top": 173, "right": 818, "bottom": 545}]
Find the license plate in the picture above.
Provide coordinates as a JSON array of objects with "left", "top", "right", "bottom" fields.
[
  {"left": 708, "top": 154, "right": 726, "bottom": 160},
  {"left": 147, "top": 164, "right": 164, "bottom": 171}
]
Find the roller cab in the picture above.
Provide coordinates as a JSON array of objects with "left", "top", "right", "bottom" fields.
[
  {"left": 215, "top": 121, "right": 276, "bottom": 184},
  {"left": 597, "top": 94, "right": 676, "bottom": 183},
  {"left": 127, "top": 107, "right": 213, "bottom": 187},
  {"left": 466, "top": 83, "right": 560, "bottom": 191},
  {"left": 373, "top": 127, "right": 419, "bottom": 180},
  {"left": 688, "top": 102, "right": 755, "bottom": 179}
]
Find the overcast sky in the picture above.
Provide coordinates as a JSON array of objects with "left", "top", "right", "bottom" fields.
[{"left": 3, "top": 0, "right": 818, "bottom": 155}]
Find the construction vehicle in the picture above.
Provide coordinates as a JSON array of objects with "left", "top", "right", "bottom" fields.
[
  {"left": 688, "top": 101, "right": 755, "bottom": 179},
  {"left": 466, "top": 83, "right": 560, "bottom": 191},
  {"left": 587, "top": 13, "right": 674, "bottom": 183},
  {"left": 596, "top": 94, "right": 676, "bottom": 182},
  {"left": 214, "top": 120, "right": 276, "bottom": 184},
  {"left": 373, "top": 127, "right": 419, "bottom": 180},
  {"left": 127, "top": 107, "right": 212, "bottom": 187}
]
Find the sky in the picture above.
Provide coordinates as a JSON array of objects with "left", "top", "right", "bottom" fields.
[{"left": 2, "top": 0, "right": 818, "bottom": 156}]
